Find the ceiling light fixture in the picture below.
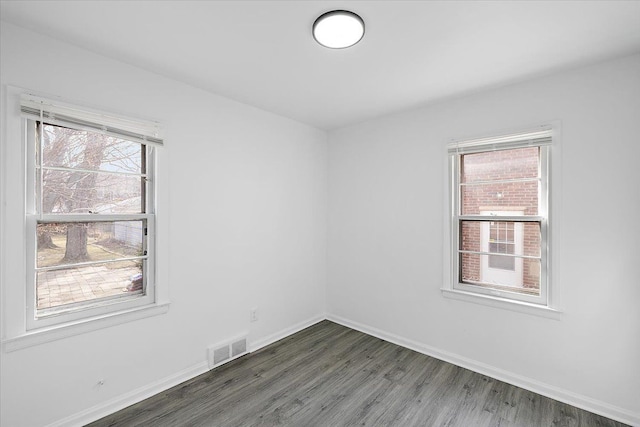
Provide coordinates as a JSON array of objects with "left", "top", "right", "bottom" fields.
[{"left": 313, "top": 10, "right": 365, "bottom": 49}]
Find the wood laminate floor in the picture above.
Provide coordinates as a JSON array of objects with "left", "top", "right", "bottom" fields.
[{"left": 89, "top": 320, "right": 627, "bottom": 427}]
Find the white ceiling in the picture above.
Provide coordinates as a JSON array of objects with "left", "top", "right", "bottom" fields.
[{"left": 2, "top": 1, "right": 640, "bottom": 130}]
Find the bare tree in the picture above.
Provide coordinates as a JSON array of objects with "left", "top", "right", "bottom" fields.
[
  {"left": 63, "top": 132, "right": 108, "bottom": 262},
  {"left": 39, "top": 123, "right": 142, "bottom": 263}
]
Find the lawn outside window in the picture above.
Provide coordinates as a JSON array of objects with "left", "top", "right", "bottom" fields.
[
  {"left": 22, "top": 94, "right": 163, "bottom": 330},
  {"left": 444, "top": 125, "right": 557, "bottom": 309}
]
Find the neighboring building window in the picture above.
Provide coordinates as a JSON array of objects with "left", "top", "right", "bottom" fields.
[
  {"left": 448, "top": 128, "right": 552, "bottom": 305},
  {"left": 22, "top": 95, "right": 163, "bottom": 329},
  {"left": 488, "top": 221, "right": 516, "bottom": 270}
]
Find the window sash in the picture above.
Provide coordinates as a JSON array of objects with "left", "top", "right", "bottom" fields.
[
  {"left": 457, "top": 218, "right": 544, "bottom": 302},
  {"left": 449, "top": 142, "right": 549, "bottom": 305},
  {"left": 26, "top": 215, "right": 156, "bottom": 327},
  {"left": 35, "top": 121, "right": 150, "bottom": 217}
]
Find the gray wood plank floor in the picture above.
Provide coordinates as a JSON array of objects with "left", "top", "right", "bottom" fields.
[{"left": 88, "top": 320, "right": 627, "bottom": 427}]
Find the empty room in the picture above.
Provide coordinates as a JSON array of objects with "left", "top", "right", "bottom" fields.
[{"left": 1, "top": 1, "right": 639, "bottom": 426}]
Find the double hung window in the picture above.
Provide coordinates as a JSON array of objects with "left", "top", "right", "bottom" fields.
[
  {"left": 447, "top": 127, "right": 553, "bottom": 306},
  {"left": 22, "top": 95, "right": 163, "bottom": 329}
]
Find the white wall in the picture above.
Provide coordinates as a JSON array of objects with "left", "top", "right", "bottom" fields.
[
  {"left": 327, "top": 54, "right": 640, "bottom": 424},
  {"left": 1, "top": 23, "right": 327, "bottom": 427}
]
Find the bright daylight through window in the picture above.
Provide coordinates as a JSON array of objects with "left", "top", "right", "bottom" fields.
[
  {"left": 22, "top": 96, "right": 162, "bottom": 328},
  {"left": 448, "top": 127, "right": 553, "bottom": 306}
]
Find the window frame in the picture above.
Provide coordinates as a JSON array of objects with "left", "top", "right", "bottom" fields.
[
  {"left": 25, "top": 119, "right": 158, "bottom": 329},
  {"left": 0, "top": 89, "right": 169, "bottom": 351},
  {"left": 443, "top": 124, "right": 559, "bottom": 312}
]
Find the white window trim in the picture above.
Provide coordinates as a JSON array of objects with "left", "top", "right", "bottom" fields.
[
  {"left": 1, "top": 86, "right": 170, "bottom": 352},
  {"left": 441, "top": 122, "right": 563, "bottom": 318},
  {"left": 2, "top": 303, "right": 170, "bottom": 352}
]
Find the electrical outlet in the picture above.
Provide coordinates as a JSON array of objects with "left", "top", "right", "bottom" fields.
[{"left": 250, "top": 308, "right": 258, "bottom": 322}]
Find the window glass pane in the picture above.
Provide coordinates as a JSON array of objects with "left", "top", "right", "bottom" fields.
[
  {"left": 460, "top": 221, "right": 481, "bottom": 252},
  {"left": 36, "top": 260, "right": 143, "bottom": 311},
  {"left": 37, "top": 221, "right": 144, "bottom": 268},
  {"left": 488, "top": 221, "right": 515, "bottom": 270},
  {"left": 460, "top": 180, "right": 539, "bottom": 215},
  {"left": 460, "top": 221, "right": 541, "bottom": 257},
  {"left": 523, "top": 258, "right": 542, "bottom": 292},
  {"left": 42, "top": 170, "right": 143, "bottom": 214},
  {"left": 488, "top": 252, "right": 515, "bottom": 270},
  {"left": 460, "top": 253, "right": 540, "bottom": 295},
  {"left": 41, "top": 124, "right": 142, "bottom": 174},
  {"left": 461, "top": 147, "right": 538, "bottom": 183}
]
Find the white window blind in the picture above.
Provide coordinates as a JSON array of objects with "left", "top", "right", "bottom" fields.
[
  {"left": 20, "top": 94, "right": 163, "bottom": 146},
  {"left": 448, "top": 128, "right": 552, "bottom": 155}
]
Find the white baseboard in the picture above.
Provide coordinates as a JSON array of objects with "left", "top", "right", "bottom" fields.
[
  {"left": 249, "top": 314, "right": 326, "bottom": 353},
  {"left": 47, "top": 361, "right": 210, "bottom": 427},
  {"left": 326, "top": 313, "right": 639, "bottom": 427},
  {"left": 48, "top": 314, "right": 326, "bottom": 427}
]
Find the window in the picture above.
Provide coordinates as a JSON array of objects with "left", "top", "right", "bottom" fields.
[
  {"left": 488, "top": 221, "right": 516, "bottom": 270},
  {"left": 22, "top": 95, "right": 164, "bottom": 329},
  {"left": 447, "top": 127, "right": 553, "bottom": 306}
]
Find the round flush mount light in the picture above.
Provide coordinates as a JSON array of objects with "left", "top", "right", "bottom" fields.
[{"left": 313, "top": 10, "right": 365, "bottom": 49}]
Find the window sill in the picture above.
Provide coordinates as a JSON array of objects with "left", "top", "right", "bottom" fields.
[
  {"left": 2, "top": 302, "right": 170, "bottom": 352},
  {"left": 441, "top": 288, "right": 562, "bottom": 320}
]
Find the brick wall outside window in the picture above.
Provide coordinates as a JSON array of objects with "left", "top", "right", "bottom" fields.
[{"left": 459, "top": 147, "right": 540, "bottom": 291}]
